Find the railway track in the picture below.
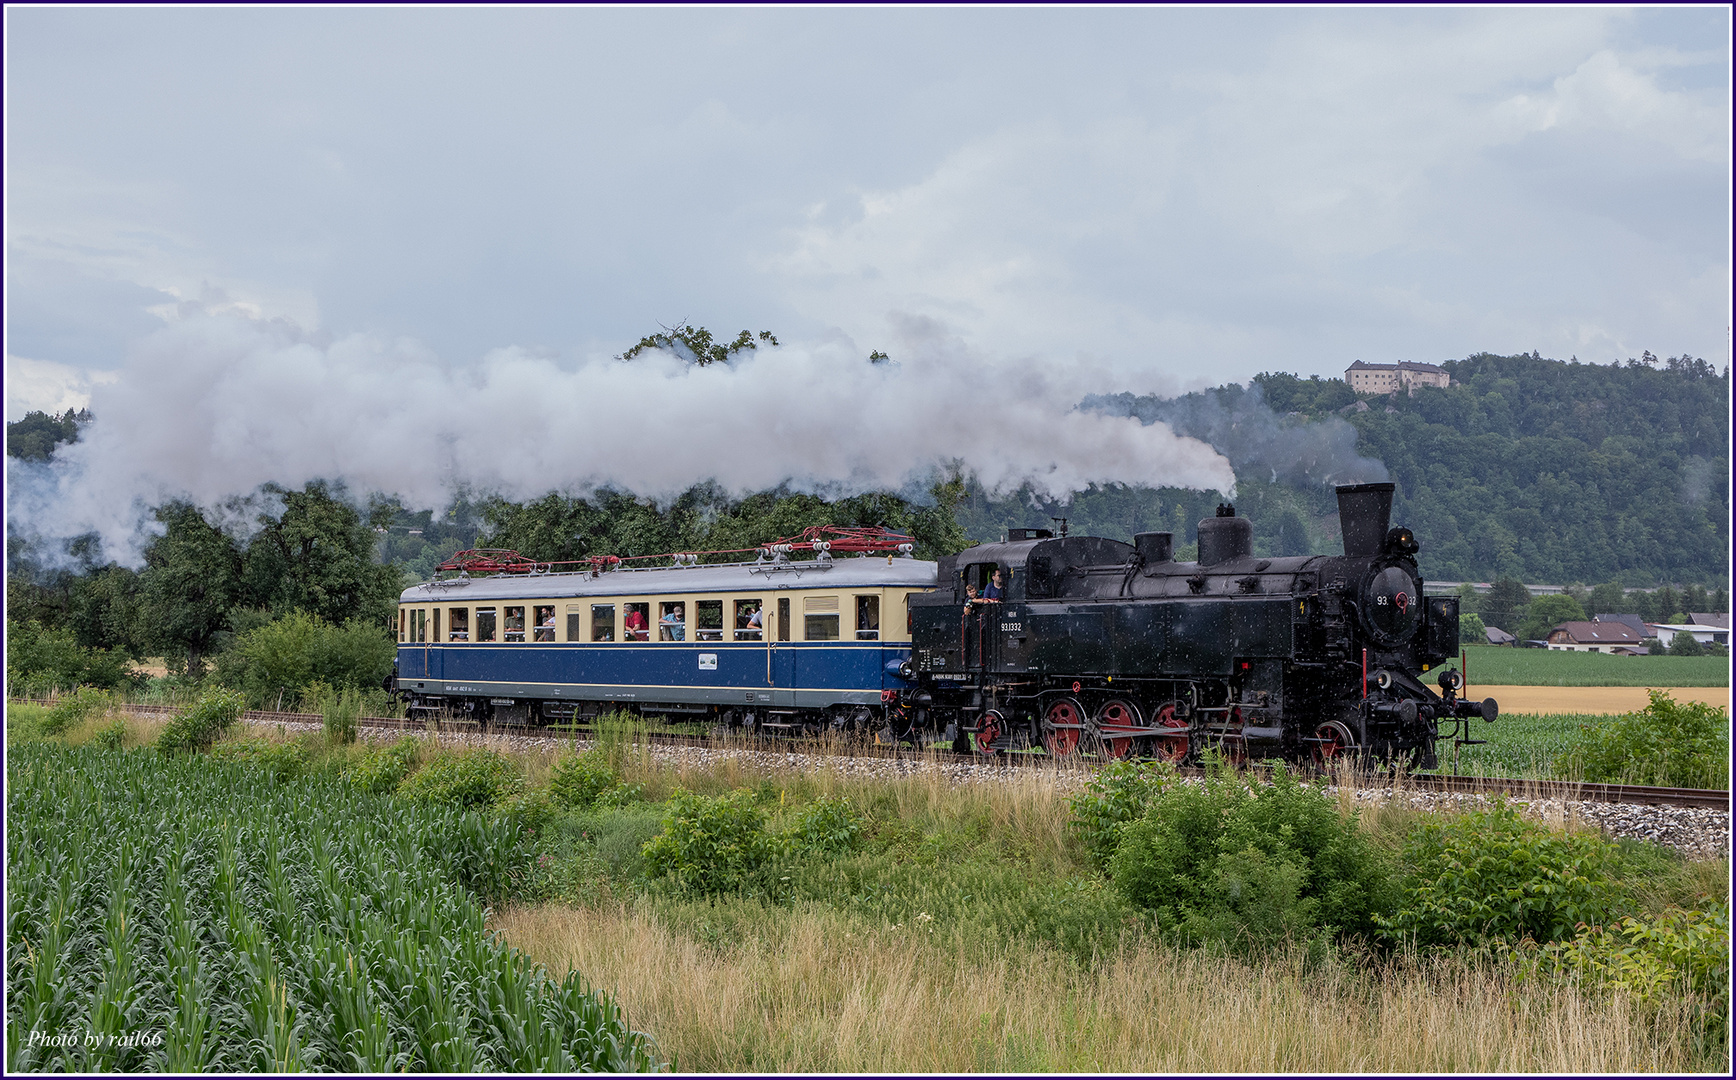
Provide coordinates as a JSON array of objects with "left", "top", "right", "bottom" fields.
[{"left": 96, "top": 700, "right": 1732, "bottom": 811}]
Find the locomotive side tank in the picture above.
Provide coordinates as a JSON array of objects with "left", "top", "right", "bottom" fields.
[{"left": 906, "top": 482, "right": 1497, "bottom": 764}]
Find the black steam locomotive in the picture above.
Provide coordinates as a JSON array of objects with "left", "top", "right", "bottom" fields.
[{"left": 901, "top": 483, "right": 1497, "bottom": 767}]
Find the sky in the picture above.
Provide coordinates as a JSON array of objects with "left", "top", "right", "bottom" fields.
[{"left": 3, "top": 6, "right": 1731, "bottom": 561}]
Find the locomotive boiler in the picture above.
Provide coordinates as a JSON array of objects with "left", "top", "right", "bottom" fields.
[{"left": 902, "top": 482, "right": 1498, "bottom": 766}]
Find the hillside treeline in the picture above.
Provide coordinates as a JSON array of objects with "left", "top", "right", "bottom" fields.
[{"left": 976, "top": 351, "right": 1726, "bottom": 589}]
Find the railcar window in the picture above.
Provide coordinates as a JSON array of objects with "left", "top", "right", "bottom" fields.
[
  {"left": 624, "top": 603, "right": 650, "bottom": 641},
  {"left": 504, "top": 606, "right": 526, "bottom": 642},
  {"left": 449, "top": 608, "right": 469, "bottom": 641},
  {"left": 476, "top": 607, "right": 497, "bottom": 642},
  {"left": 533, "top": 605, "right": 555, "bottom": 642},
  {"left": 734, "top": 599, "right": 764, "bottom": 640},
  {"left": 855, "top": 595, "right": 880, "bottom": 640},
  {"left": 398, "top": 610, "right": 406, "bottom": 642},
  {"left": 412, "top": 609, "right": 427, "bottom": 643},
  {"left": 777, "top": 598, "right": 791, "bottom": 642},
  {"left": 659, "top": 601, "right": 686, "bottom": 641},
  {"left": 433, "top": 608, "right": 441, "bottom": 643},
  {"left": 695, "top": 600, "right": 723, "bottom": 641},
  {"left": 565, "top": 605, "right": 581, "bottom": 642},
  {"left": 804, "top": 595, "right": 840, "bottom": 641},
  {"left": 591, "top": 604, "right": 616, "bottom": 642}
]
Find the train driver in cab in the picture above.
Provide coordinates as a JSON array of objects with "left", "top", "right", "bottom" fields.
[{"left": 982, "top": 567, "right": 1006, "bottom": 601}]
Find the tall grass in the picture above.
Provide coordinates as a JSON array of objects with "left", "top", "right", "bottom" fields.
[{"left": 496, "top": 900, "right": 1709, "bottom": 1073}]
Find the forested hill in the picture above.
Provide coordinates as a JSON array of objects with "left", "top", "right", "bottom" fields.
[{"left": 969, "top": 352, "right": 1727, "bottom": 588}]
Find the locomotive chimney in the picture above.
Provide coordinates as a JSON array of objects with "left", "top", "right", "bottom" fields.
[
  {"left": 1133, "top": 532, "right": 1173, "bottom": 565},
  {"left": 1336, "top": 482, "right": 1395, "bottom": 558},
  {"left": 1196, "top": 507, "right": 1253, "bottom": 566}
]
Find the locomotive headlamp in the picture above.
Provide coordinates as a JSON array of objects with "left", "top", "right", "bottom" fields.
[
  {"left": 1437, "top": 669, "right": 1463, "bottom": 691},
  {"left": 1375, "top": 670, "right": 1393, "bottom": 690}
]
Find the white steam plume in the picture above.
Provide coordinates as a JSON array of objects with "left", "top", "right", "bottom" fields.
[{"left": 7, "top": 314, "right": 1236, "bottom": 565}]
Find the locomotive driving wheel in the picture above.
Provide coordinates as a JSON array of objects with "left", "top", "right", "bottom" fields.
[
  {"left": 1311, "top": 720, "right": 1357, "bottom": 766},
  {"left": 1041, "top": 698, "right": 1086, "bottom": 757},
  {"left": 972, "top": 710, "right": 1005, "bottom": 756},
  {"left": 1148, "top": 702, "right": 1190, "bottom": 763},
  {"left": 1091, "top": 699, "right": 1141, "bottom": 760}
]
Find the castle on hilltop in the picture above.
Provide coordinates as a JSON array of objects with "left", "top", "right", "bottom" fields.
[{"left": 1344, "top": 360, "right": 1450, "bottom": 395}]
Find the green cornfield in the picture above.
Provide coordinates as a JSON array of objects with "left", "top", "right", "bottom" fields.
[{"left": 4, "top": 742, "right": 663, "bottom": 1072}]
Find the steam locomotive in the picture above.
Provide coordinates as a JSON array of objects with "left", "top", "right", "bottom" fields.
[
  {"left": 900, "top": 483, "right": 1497, "bottom": 767},
  {"left": 391, "top": 483, "right": 1495, "bottom": 767}
]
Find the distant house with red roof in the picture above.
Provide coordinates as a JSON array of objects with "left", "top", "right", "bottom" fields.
[{"left": 1546, "top": 621, "right": 1645, "bottom": 653}]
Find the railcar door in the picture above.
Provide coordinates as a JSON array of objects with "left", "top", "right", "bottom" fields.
[{"left": 768, "top": 595, "right": 796, "bottom": 705}]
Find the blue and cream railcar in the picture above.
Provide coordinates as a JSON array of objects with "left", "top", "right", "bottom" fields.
[{"left": 393, "top": 555, "right": 938, "bottom": 733}]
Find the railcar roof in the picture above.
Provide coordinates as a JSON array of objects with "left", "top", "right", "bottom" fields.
[{"left": 398, "top": 556, "right": 940, "bottom": 603}]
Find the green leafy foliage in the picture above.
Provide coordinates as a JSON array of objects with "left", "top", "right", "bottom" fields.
[
  {"left": 617, "top": 321, "right": 778, "bottom": 366},
  {"left": 1457, "top": 611, "right": 1486, "bottom": 644},
  {"left": 1523, "top": 903, "right": 1730, "bottom": 1051},
  {"left": 1107, "top": 765, "right": 1392, "bottom": 950},
  {"left": 1068, "top": 759, "right": 1173, "bottom": 870},
  {"left": 155, "top": 689, "right": 246, "bottom": 756},
  {"left": 788, "top": 794, "right": 863, "bottom": 856},
  {"left": 214, "top": 611, "right": 395, "bottom": 708},
  {"left": 641, "top": 788, "right": 787, "bottom": 897},
  {"left": 4, "top": 619, "right": 136, "bottom": 694},
  {"left": 5, "top": 407, "right": 86, "bottom": 462},
  {"left": 41, "top": 686, "right": 113, "bottom": 736},
  {"left": 1555, "top": 690, "right": 1728, "bottom": 788},
  {"left": 3, "top": 742, "right": 662, "bottom": 1072},
  {"left": 90, "top": 719, "right": 127, "bottom": 751},
  {"left": 548, "top": 751, "right": 621, "bottom": 810},
  {"left": 397, "top": 749, "right": 523, "bottom": 810},
  {"left": 210, "top": 735, "right": 315, "bottom": 782},
  {"left": 341, "top": 737, "right": 421, "bottom": 794},
  {"left": 1376, "top": 801, "right": 1627, "bottom": 948},
  {"left": 1668, "top": 631, "right": 1706, "bottom": 657},
  {"left": 1519, "top": 593, "right": 1587, "bottom": 642},
  {"left": 1068, "top": 353, "right": 1728, "bottom": 586}
]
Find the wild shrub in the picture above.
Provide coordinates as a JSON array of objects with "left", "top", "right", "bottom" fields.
[
  {"left": 1522, "top": 903, "right": 1730, "bottom": 1052},
  {"left": 1556, "top": 690, "right": 1727, "bottom": 789},
  {"left": 306, "top": 681, "right": 363, "bottom": 744},
  {"left": 788, "top": 794, "right": 863, "bottom": 856},
  {"left": 90, "top": 720, "right": 127, "bottom": 752},
  {"left": 398, "top": 749, "right": 523, "bottom": 810},
  {"left": 1376, "top": 800, "right": 1627, "bottom": 948},
  {"left": 1068, "top": 758, "right": 1173, "bottom": 870},
  {"left": 211, "top": 735, "right": 313, "bottom": 781},
  {"left": 213, "top": 610, "right": 394, "bottom": 707},
  {"left": 4, "top": 619, "right": 137, "bottom": 694},
  {"left": 342, "top": 737, "right": 421, "bottom": 794},
  {"left": 642, "top": 788, "right": 788, "bottom": 898},
  {"left": 1108, "top": 764, "right": 1392, "bottom": 950},
  {"left": 549, "top": 751, "right": 620, "bottom": 810},
  {"left": 155, "top": 689, "right": 246, "bottom": 756},
  {"left": 41, "top": 686, "right": 112, "bottom": 736}
]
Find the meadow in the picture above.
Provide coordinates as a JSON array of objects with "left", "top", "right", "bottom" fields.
[
  {"left": 7, "top": 695, "right": 1727, "bottom": 1074},
  {"left": 1446, "top": 645, "right": 1729, "bottom": 687}
]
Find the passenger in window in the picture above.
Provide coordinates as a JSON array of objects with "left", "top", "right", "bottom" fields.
[
  {"left": 747, "top": 604, "right": 763, "bottom": 636},
  {"left": 659, "top": 603, "right": 686, "bottom": 641},
  {"left": 534, "top": 606, "right": 555, "bottom": 642},
  {"left": 624, "top": 605, "right": 648, "bottom": 641}
]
